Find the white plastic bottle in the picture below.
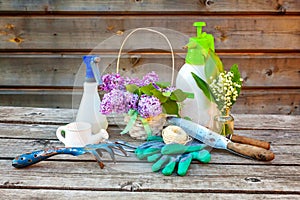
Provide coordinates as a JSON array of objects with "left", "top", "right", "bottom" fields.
[
  {"left": 176, "top": 22, "right": 216, "bottom": 128},
  {"left": 76, "top": 55, "right": 108, "bottom": 134}
]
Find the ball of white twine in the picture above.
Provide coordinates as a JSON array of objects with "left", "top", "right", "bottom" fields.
[{"left": 162, "top": 125, "right": 192, "bottom": 145}]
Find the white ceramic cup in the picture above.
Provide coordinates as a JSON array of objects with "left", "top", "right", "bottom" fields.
[{"left": 56, "top": 122, "right": 93, "bottom": 147}]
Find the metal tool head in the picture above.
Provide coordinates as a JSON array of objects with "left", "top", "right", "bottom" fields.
[{"left": 85, "top": 142, "right": 129, "bottom": 169}]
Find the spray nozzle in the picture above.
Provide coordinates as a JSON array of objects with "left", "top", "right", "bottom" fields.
[
  {"left": 184, "top": 22, "right": 215, "bottom": 65},
  {"left": 83, "top": 55, "right": 103, "bottom": 85},
  {"left": 193, "top": 22, "right": 206, "bottom": 38}
]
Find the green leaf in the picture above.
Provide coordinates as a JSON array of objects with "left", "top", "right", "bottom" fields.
[
  {"left": 191, "top": 72, "right": 215, "bottom": 103},
  {"left": 162, "top": 91, "right": 172, "bottom": 97},
  {"left": 151, "top": 89, "right": 168, "bottom": 103},
  {"left": 140, "top": 84, "right": 155, "bottom": 96},
  {"left": 125, "top": 84, "right": 139, "bottom": 94},
  {"left": 155, "top": 82, "right": 170, "bottom": 88},
  {"left": 230, "top": 64, "right": 242, "bottom": 88},
  {"left": 162, "top": 100, "right": 179, "bottom": 116},
  {"left": 204, "top": 50, "right": 224, "bottom": 84},
  {"left": 185, "top": 92, "right": 194, "bottom": 99},
  {"left": 230, "top": 64, "right": 242, "bottom": 105},
  {"left": 170, "top": 89, "right": 188, "bottom": 102}
]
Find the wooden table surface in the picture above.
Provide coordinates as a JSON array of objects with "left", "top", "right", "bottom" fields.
[{"left": 0, "top": 106, "right": 299, "bottom": 199}]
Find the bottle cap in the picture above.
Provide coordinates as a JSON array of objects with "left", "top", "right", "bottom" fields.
[
  {"left": 83, "top": 55, "right": 102, "bottom": 84},
  {"left": 185, "top": 22, "right": 215, "bottom": 65}
]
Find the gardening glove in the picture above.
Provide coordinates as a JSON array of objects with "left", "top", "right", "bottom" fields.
[{"left": 135, "top": 139, "right": 211, "bottom": 176}]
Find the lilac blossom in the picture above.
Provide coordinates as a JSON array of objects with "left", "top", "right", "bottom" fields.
[
  {"left": 138, "top": 94, "right": 162, "bottom": 118},
  {"left": 100, "top": 71, "right": 164, "bottom": 118},
  {"left": 162, "top": 86, "right": 176, "bottom": 93},
  {"left": 124, "top": 77, "right": 143, "bottom": 86},
  {"left": 124, "top": 91, "right": 139, "bottom": 112},
  {"left": 100, "top": 73, "right": 125, "bottom": 92},
  {"left": 141, "top": 71, "right": 159, "bottom": 86},
  {"left": 100, "top": 89, "right": 126, "bottom": 114}
]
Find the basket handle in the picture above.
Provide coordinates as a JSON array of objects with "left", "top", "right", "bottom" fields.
[{"left": 116, "top": 28, "right": 175, "bottom": 86}]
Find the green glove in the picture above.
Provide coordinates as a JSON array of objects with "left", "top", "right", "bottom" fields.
[{"left": 135, "top": 139, "right": 211, "bottom": 176}]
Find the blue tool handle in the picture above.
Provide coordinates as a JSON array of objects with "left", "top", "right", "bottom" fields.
[{"left": 12, "top": 147, "right": 85, "bottom": 168}]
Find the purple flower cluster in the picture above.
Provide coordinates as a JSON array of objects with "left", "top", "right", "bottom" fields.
[
  {"left": 140, "top": 71, "right": 159, "bottom": 86},
  {"left": 162, "top": 86, "right": 176, "bottom": 93},
  {"left": 124, "top": 91, "right": 139, "bottom": 111},
  {"left": 138, "top": 95, "right": 162, "bottom": 118},
  {"left": 100, "top": 71, "right": 159, "bottom": 92},
  {"left": 125, "top": 71, "right": 159, "bottom": 87},
  {"left": 100, "top": 89, "right": 126, "bottom": 114},
  {"left": 100, "top": 73, "right": 125, "bottom": 92},
  {"left": 100, "top": 71, "right": 163, "bottom": 118},
  {"left": 100, "top": 91, "right": 161, "bottom": 118}
]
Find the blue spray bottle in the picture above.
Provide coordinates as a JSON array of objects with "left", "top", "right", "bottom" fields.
[{"left": 76, "top": 55, "right": 108, "bottom": 134}]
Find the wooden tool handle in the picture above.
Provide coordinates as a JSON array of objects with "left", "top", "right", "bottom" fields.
[
  {"left": 227, "top": 134, "right": 270, "bottom": 150},
  {"left": 227, "top": 142, "right": 275, "bottom": 161}
]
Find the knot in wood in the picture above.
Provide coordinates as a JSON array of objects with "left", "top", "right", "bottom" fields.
[{"left": 244, "top": 177, "right": 261, "bottom": 183}]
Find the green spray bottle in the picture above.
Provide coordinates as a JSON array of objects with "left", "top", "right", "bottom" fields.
[{"left": 176, "top": 22, "right": 216, "bottom": 127}]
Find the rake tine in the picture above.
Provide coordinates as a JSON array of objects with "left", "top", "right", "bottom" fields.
[
  {"left": 111, "top": 144, "right": 128, "bottom": 157},
  {"left": 97, "top": 145, "right": 116, "bottom": 163},
  {"left": 90, "top": 150, "right": 105, "bottom": 169}
]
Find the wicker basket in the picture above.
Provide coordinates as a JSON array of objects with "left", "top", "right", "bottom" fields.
[
  {"left": 117, "top": 28, "right": 174, "bottom": 140},
  {"left": 124, "top": 114, "right": 167, "bottom": 140}
]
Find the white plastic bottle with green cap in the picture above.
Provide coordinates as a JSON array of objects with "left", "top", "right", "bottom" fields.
[
  {"left": 76, "top": 55, "right": 108, "bottom": 134},
  {"left": 176, "top": 22, "right": 216, "bottom": 127}
]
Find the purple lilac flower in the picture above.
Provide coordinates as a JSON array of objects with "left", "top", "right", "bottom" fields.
[
  {"left": 141, "top": 71, "right": 159, "bottom": 86},
  {"left": 100, "top": 89, "right": 127, "bottom": 114},
  {"left": 138, "top": 94, "right": 162, "bottom": 118},
  {"left": 100, "top": 73, "right": 125, "bottom": 92},
  {"left": 100, "top": 93, "right": 113, "bottom": 114},
  {"left": 124, "top": 77, "right": 143, "bottom": 86},
  {"left": 124, "top": 92, "right": 139, "bottom": 112},
  {"left": 162, "top": 86, "right": 176, "bottom": 93}
]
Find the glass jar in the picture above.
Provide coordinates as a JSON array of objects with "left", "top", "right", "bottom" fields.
[{"left": 213, "top": 108, "right": 234, "bottom": 136}]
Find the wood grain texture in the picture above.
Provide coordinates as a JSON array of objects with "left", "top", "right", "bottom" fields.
[
  {"left": 3, "top": 137, "right": 299, "bottom": 165},
  {"left": 0, "top": 2, "right": 299, "bottom": 114},
  {"left": 1, "top": 189, "right": 299, "bottom": 200},
  {"left": 0, "top": 107, "right": 299, "bottom": 198},
  {"left": 1, "top": 123, "right": 299, "bottom": 146},
  {"left": 226, "top": 142, "right": 275, "bottom": 161},
  {"left": 1, "top": 88, "right": 299, "bottom": 114},
  {"left": 0, "top": 16, "right": 299, "bottom": 50},
  {"left": 0, "top": 0, "right": 299, "bottom": 14},
  {"left": 2, "top": 160, "right": 300, "bottom": 192},
  {"left": 229, "top": 134, "right": 271, "bottom": 150},
  {"left": 0, "top": 53, "right": 299, "bottom": 87},
  {"left": 0, "top": 1, "right": 299, "bottom": 198},
  {"left": 1, "top": 106, "right": 299, "bottom": 129}
]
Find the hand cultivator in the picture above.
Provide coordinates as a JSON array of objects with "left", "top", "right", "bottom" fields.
[{"left": 12, "top": 141, "right": 136, "bottom": 169}]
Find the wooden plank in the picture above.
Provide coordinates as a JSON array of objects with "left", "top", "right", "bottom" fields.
[
  {"left": 2, "top": 137, "right": 299, "bottom": 165},
  {"left": 0, "top": 89, "right": 79, "bottom": 109},
  {"left": 1, "top": 123, "right": 299, "bottom": 146},
  {"left": 0, "top": 16, "right": 299, "bottom": 50},
  {"left": 0, "top": 106, "right": 74, "bottom": 125},
  {"left": 0, "top": 53, "right": 299, "bottom": 87},
  {"left": 0, "top": 0, "right": 299, "bottom": 14},
  {"left": 0, "top": 107, "right": 299, "bottom": 129},
  {"left": 232, "top": 88, "right": 300, "bottom": 115},
  {"left": 1, "top": 160, "right": 300, "bottom": 192},
  {"left": 1, "top": 189, "right": 299, "bottom": 200},
  {"left": 1, "top": 88, "right": 299, "bottom": 114}
]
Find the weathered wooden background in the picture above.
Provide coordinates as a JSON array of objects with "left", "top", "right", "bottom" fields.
[{"left": 0, "top": 0, "right": 299, "bottom": 115}]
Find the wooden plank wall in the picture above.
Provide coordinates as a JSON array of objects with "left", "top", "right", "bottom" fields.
[{"left": 0, "top": 0, "right": 299, "bottom": 115}]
